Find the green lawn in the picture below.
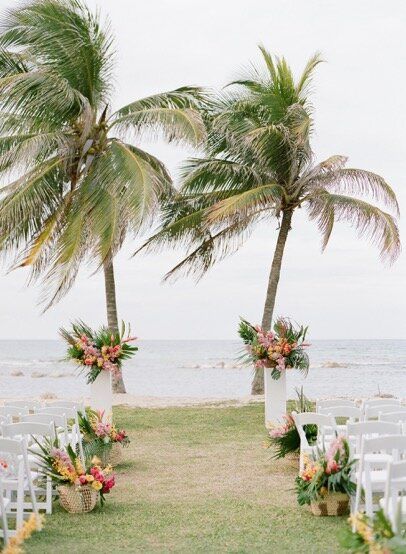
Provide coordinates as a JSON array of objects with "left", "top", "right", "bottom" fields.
[{"left": 25, "top": 403, "right": 347, "bottom": 553}]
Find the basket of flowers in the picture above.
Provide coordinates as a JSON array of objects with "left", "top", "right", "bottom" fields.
[
  {"left": 60, "top": 320, "right": 138, "bottom": 384},
  {"left": 32, "top": 437, "right": 116, "bottom": 514},
  {"left": 78, "top": 408, "right": 130, "bottom": 466},
  {"left": 238, "top": 317, "right": 309, "bottom": 380},
  {"left": 295, "top": 435, "right": 355, "bottom": 516}
]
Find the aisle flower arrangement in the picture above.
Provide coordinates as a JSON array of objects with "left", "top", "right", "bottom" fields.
[
  {"left": 238, "top": 317, "right": 309, "bottom": 380},
  {"left": 295, "top": 435, "right": 355, "bottom": 516},
  {"left": 33, "top": 438, "right": 115, "bottom": 512},
  {"left": 265, "top": 389, "right": 317, "bottom": 459},
  {"left": 340, "top": 510, "right": 406, "bottom": 553},
  {"left": 60, "top": 320, "right": 138, "bottom": 384},
  {"left": 78, "top": 408, "right": 130, "bottom": 465}
]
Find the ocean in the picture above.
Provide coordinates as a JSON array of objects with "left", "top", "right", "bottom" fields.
[{"left": 0, "top": 339, "right": 405, "bottom": 400}]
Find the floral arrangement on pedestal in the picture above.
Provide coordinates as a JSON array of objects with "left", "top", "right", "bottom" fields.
[
  {"left": 340, "top": 510, "right": 406, "bottom": 553},
  {"left": 33, "top": 437, "right": 115, "bottom": 512},
  {"left": 78, "top": 408, "right": 130, "bottom": 465},
  {"left": 60, "top": 320, "right": 138, "bottom": 384},
  {"left": 238, "top": 317, "right": 309, "bottom": 380},
  {"left": 265, "top": 388, "right": 317, "bottom": 459},
  {"left": 295, "top": 435, "right": 356, "bottom": 516}
]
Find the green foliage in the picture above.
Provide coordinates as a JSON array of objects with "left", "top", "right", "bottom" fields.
[{"left": 339, "top": 509, "right": 406, "bottom": 553}]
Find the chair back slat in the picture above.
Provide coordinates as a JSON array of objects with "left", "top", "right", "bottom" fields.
[
  {"left": 316, "top": 399, "right": 355, "bottom": 412},
  {"left": 319, "top": 406, "right": 362, "bottom": 420},
  {"left": 364, "top": 405, "right": 405, "bottom": 420},
  {"left": 379, "top": 412, "right": 406, "bottom": 423}
]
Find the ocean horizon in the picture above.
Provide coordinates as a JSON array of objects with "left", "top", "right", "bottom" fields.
[{"left": 1, "top": 339, "right": 405, "bottom": 400}]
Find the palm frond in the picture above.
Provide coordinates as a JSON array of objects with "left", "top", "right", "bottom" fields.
[
  {"left": 109, "top": 87, "right": 207, "bottom": 146},
  {"left": 206, "top": 184, "right": 284, "bottom": 225},
  {"left": 306, "top": 191, "right": 401, "bottom": 262},
  {"left": 308, "top": 167, "right": 399, "bottom": 216}
]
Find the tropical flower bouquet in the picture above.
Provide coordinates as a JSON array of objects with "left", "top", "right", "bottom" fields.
[
  {"left": 340, "top": 510, "right": 406, "bottom": 553},
  {"left": 265, "top": 389, "right": 317, "bottom": 460},
  {"left": 60, "top": 320, "right": 138, "bottom": 384},
  {"left": 33, "top": 438, "right": 115, "bottom": 513},
  {"left": 295, "top": 435, "right": 356, "bottom": 516},
  {"left": 79, "top": 408, "right": 130, "bottom": 466},
  {"left": 238, "top": 317, "right": 310, "bottom": 380}
]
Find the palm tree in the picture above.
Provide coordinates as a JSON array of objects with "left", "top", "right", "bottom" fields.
[
  {"left": 0, "top": 0, "right": 206, "bottom": 392},
  {"left": 138, "top": 47, "right": 401, "bottom": 394}
]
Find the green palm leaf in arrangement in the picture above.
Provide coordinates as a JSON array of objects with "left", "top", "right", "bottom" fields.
[{"left": 138, "top": 46, "right": 400, "bottom": 394}]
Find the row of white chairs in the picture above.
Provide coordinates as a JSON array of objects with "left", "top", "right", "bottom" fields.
[
  {"left": 316, "top": 397, "right": 404, "bottom": 421},
  {"left": 292, "top": 411, "right": 406, "bottom": 528},
  {"left": 0, "top": 401, "right": 85, "bottom": 545},
  {"left": 0, "top": 436, "right": 39, "bottom": 544}
]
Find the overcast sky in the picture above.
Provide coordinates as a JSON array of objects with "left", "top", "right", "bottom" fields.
[{"left": 0, "top": 0, "right": 405, "bottom": 340}]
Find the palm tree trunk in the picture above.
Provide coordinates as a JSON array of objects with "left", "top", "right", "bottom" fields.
[
  {"left": 103, "top": 257, "right": 127, "bottom": 394},
  {"left": 251, "top": 209, "right": 293, "bottom": 395}
]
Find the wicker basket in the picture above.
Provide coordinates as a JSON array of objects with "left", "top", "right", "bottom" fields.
[
  {"left": 58, "top": 484, "right": 98, "bottom": 513},
  {"left": 101, "top": 442, "right": 123, "bottom": 467},
  {"left": 310, "top": 492, "right": 349, "bottom": 516}
]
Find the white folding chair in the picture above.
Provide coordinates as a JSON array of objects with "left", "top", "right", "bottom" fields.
[
  {"left": 45, "top": 400, "right": 85, "bottom": 412},
  {"left": 2, "top": 423, "right": 55, "bottom": 515},
  {"left": 346, "top": 421, "right": 401, "bottom": 457},
  {"left": 0, "top": 407, "right": 29, "bottom": 422},
  {"left": 316, "top": 399, "right": 356, "bottom": 412},
  {"left": 362, "top": 398, "right": 401, "bottom": 413},
  {"left": 379, "top": 460, "right": 406, "bottom": 532},
  {"left": 319, "top": 406, "right": 362, "bottom": 432},
  {"left": 35, "top": 408, "right": 84, "bottom": 462},
  {"left": 0, "top": 477, "right": 9, "bottom": 545},
  {"left": 0, "top": 438, "right": 38, "bottom": 534},
  {"left": 292, "top": 412, "right": 336, "bottom": 472},
  {"left": 20, "top": 414, "right": 69, "bottom": 447},
  {"left": 364, "top": 405, "right": 406, "bottom": 421},
  {"left": 4, "top": 401, "right": 43, "bottom": 412},
  {"left": 353, "top": 434, "right": 406, "bottom": 517}
]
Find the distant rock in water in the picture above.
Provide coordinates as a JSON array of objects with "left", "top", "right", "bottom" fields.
[
  {"left": 321, "top": 361, "right": 348, "bottom": 369},
  {"left": 49, "top": 371, "right": 65, "bottom": 378},
  {"left": 11, "top": 370, "right": 24, "bottom": 377},
  {"left": 41, "top": 392, "right": 57, "bottom": 400},
  {"left": 31, "top": 371, "right": 46, "bottom": 378}
]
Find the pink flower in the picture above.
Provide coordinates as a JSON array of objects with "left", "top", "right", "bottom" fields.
[
  {"left": 79, "top": 475, "right": 87, "bottom": 485},
  {"left": 101, "top": 475, "right": 115, "bottom": 494},
  {"left": 326, "top": 459, "right": 340, "bottom": 474}
]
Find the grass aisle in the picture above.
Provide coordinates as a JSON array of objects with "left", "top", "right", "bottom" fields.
[{"left": 26, "top": 404, "right": 347, "bottom": 553}]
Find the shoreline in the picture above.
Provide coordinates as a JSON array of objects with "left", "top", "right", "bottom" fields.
[{"left": 0, "top": 392, "right": 399, "bottom": 409}]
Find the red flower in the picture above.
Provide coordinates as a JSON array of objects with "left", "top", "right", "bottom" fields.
[{"left": 102, "top": 476, "right": 115, "bottom": 494}]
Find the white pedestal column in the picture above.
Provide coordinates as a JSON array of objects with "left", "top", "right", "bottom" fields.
[
  {"left": 90, "top": 370, "right": 112, "bottom": 418},
  {"left": 264, "top": 368, "right": 286, "bottom": 427}
]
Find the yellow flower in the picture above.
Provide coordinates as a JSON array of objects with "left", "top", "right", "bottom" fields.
[
  {"left": 103, "top": 464, "right": 113, "bottom": 475},
  {"left": 85, "top": 474, "right": 94, "bottom": 483},
  {"left": 92, "top": 480, "right": 102, "bottom": 491},
  {"left": 91, "top": 456, "right": 101, "bottom": 465}
]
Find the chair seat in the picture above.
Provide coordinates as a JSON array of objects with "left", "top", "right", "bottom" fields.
[
  {"left": 353, "top": 453, "right": 393, "bottom": 463},
  {"left": 379, "top": 496, "right": 406, "bottom": 519},
  {"left": 354, "top": 470, "right": 388, "bottom": 490}
]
